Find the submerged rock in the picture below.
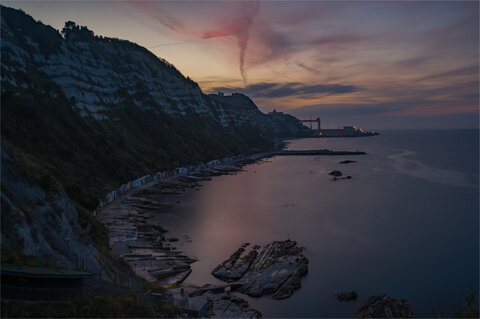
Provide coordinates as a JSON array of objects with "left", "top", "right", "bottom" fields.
[
  {"left": 335, "top": 291, "right": 358, "bottom": 301},
  {"left": 339, "top": 160, "right": 357, "bottom": 164},
  {"left": 212, "top": 240, "right": 308, "bottom": 299},
  {"left": 356, "top": 294, "right": 413, "bottom": 318},
  {"left": 333, "top": 175, "right": 352, "bottom": 181},
  {"left": 329, "top": 170, "right": 343, "bottom": 177}
]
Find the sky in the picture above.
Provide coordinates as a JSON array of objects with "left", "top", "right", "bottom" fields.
[{"left": 3, "top": 0, "right": 479, "bottom": 129}]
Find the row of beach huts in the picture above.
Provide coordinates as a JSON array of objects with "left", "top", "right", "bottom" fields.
[{"left": 96, "top": 153, "right": 263, "bottom": 209}]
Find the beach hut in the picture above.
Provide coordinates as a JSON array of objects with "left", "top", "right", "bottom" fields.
[{"left": 175, "top": 167, "right": 187, "bottom": 175}]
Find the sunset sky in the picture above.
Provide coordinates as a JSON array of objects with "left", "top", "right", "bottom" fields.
[{"left": 4, "top": 1, "right": 479, "bottom": 129}]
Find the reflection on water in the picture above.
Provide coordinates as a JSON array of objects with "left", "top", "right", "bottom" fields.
[{"left": 152, "top": 130, "right": 479, "bottom": 317}]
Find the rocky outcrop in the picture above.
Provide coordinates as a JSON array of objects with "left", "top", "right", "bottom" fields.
[
  {"left": 212, "top": 243, "right": 259, "bottom": 282},
  {"left": 356, "top": 294, "right": 413, "bottom": 318},
  {"left": 169, "top": 285, "right": 261, "bottom": 318},
  {"left": 204, "top": 294, "right": 262, "bottom": 318},
  {"left": 212, "top": 240, "right": 308, "bottom": 299}
]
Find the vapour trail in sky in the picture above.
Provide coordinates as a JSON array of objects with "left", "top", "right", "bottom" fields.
[
  {"left": 201, "top": 1, "right": 260, "bottom": 83},
  {"left": 126, "top": 0, "right": 260, "bottom": 82}
]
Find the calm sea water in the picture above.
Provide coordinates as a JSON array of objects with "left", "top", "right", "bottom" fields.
[{"left": 153, "top": 129, "right": 479, "bottom": 317}]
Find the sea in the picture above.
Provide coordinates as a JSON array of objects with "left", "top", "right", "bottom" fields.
[{"left": 154, "top": 129, "right": 479, "bottom": 317}]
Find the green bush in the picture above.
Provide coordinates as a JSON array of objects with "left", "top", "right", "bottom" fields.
[{"left": 38, "top": 173, "right": 57, "bottom": 193}]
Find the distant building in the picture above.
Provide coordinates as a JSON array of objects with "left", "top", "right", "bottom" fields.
[{"left": 318, "top": 125, "right": 378, "bottom": 137}]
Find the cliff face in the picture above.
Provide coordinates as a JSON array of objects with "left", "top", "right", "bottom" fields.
[
  {"left": 0, "top": 6, "right": 304, "bottom": 269},
  {"left": 1, "top": 6, "right": 304, "bottom": 130},
  {"left": 1, "top": 149, "right": 102, "bottom": 272}
]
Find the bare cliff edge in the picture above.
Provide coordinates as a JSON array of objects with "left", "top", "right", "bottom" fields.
[{"left": 0, "top": 5, "right": 304, "bottom": 271}]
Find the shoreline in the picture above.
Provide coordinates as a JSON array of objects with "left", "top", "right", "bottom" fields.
[
  {"left": 94, "top": 132, "right": 478, "bottom": 317},
  {"left": 96, "top": 147, "right": 366, "bottom": 285},
  {"left": 96, "top": 155, "right": 270, "bottom": 287},
  {"left": 95, "top": 147, "right": 367, "bottom": 314}
]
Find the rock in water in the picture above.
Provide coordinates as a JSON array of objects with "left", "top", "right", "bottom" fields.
[
  {"left": 339, "top": 160, "right": 357, "bottom": 164},
  {"left": 211, "top": 243, "right": 256, "bottom": 282},
  {"left": 356, "top": 294, "right": 413, "bottom": 318},
  {"left": 212, "top": 240, "right": 308, "bottom": 299},
  {"left": 329, "top": 170, "right": 343, "bottom": 177},
  {"left": 335, "top": 291, "right": 358, "bottom": 301}
]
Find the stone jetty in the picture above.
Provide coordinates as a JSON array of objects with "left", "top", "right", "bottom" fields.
[{"left": 273, "top": 150, "right": 365, "bottom": 156}]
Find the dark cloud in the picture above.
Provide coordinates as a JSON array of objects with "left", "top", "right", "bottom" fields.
[
  {"left": 296, "top": 62, "right": 317, "bottom": 73},
  {"left": 290, "top": 97, "right": 478, "bottom": 120},
  {"left": 394, "top": 55, "right": 431, "bottom": 68},
  {"left": 413, "top": 65, "right": 478, "bottom": 83},
  {"left": 292, "top": 102, "right": 402, "bottom": 118},
  {"left": 312, "top": 34, "right": 369, "bottom": 47},
  {"left": 127, "top": 0, "right": 185, "bottom": 32},
  {"left": 249, "top": 27, "right": 370, "bottom": 69},
  {"left": 285, "top": 100, "right": 479, "bottom": 130},
  {"left": 214, "top": 82, "right": 356, "bottom": 98}
]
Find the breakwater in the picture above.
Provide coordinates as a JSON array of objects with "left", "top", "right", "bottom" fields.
[{"left": 273, "top": 150, "right": 366, "bottom": 156}]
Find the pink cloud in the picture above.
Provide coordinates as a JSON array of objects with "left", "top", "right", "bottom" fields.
[{"left": 201, "top": 1, "right": 260, "bottom": 82}]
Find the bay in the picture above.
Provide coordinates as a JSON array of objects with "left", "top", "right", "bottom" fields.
[{"left": 153, "top": 129, "right": 479, "bottom": 317}]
